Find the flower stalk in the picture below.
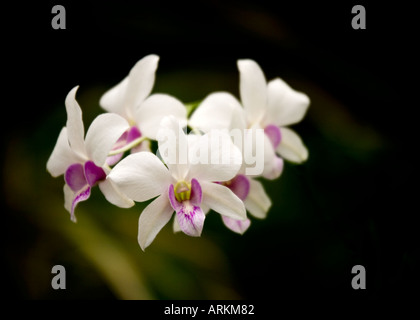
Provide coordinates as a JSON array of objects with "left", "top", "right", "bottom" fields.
[{"left": 108, "top": 136, "right": 149, "bottom": 156}]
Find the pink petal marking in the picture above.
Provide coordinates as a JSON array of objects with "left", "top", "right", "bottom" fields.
[
  {"left": 65, "top": 163, "right": 87, "bottom": 192},
  {"left": 70, "top": 185, "right": 91, "bottom": 222},
  {"left": 222, "top": 216, "right": 251, "bottom": 235},
  {"left": 106, "top": 153, "right": 124, "bottom": 166},
  {"left": 106, "top": 131, "right": 127, "bottom": 166},
  {"left": 189, "top": 178, "right": 202, "bottom": 205},
  {"left": 176, "top": 202, "right": 205, "bottom": 237},
  {"left": 226, "top": 174, "right": 250, "bottom": 201},
  {"left": 126, "top": 126, "right": 142, "bottom": 143},
  {"left": 65, "top": 161, "right": 105, "bottom": 222},
  {"left": 84, "top": 161, "right": 106, "bottom": 186},
  {"left": 106, "top": 126, "right": 142, "bottom": 166},
  {"left": 264, "top": 124, "right": 282, "bottom": 149},
  {"left": 168, "top": 184, "right": 183, "bottom": 211}
]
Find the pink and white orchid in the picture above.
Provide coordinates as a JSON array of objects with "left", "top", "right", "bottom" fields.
[
  {"left": 237, "top": 59, "right": 309, "bottom": 165},
  {"left": 189, "top": 96, "right": 272, "bottom": 234},
  {"left": 189, "top": 59, "right": 309, "bottom": 234},
  {"left": 190, "top": 59, "right": 310, "bottom": 179},
  {"left": 108, "top": 117, "right": 247, "bottom": 250},
  {"left": 99, "top": 54, "right": 187, "bottom": 164},
  {"left": 46, "top": 86, "right": 134, "bottom": 222}
]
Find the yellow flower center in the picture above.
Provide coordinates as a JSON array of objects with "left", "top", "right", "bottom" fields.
[
  {"left": 222, "top": 180, "right": 232, "bottom": 187},
  {"left": 174, "top": 180, "right": 191, "bottom": 202}
]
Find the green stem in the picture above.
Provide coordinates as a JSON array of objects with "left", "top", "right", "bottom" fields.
[
  {"left": 108, "top": 136, "right": 148, "bottom": 156},
  {"left": 185, "top": 100, "right": 201, "bottom": 118}
]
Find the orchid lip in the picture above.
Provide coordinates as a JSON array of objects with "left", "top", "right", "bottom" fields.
[
  {"left": 168, "top": 178, "right": 205, "bottom": 236},
  {"left": 176, "top": 202, "right": 205, "bottom": 237},
  {"left": 64, "top": 161, "right": 106, "bottom": 222},
  {"left": 64, "top": 161, "right": 106, "bottom": 191}
]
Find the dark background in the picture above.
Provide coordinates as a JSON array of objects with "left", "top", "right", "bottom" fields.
[{"left": 2, "top": 0, "right": 418, "bottom": 302}]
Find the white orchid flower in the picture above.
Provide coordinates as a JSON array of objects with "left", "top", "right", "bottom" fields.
[
  {"left": 238, "top": 59, "right": 310, "bottom": 164},
  {"left": 189, "top": 95, "right": 272, "bottom": 235},
  {"left": 188, "top": 59, "right": 309, "bottom": 234},
  {"left": 190, "top": 59, "right": 310, "bottom": 180},
  {"left": 188, "top": 94, "right": 273, "bottom": 234},
  {"left": 47, "top": 86, "right": 134, "bottom": 222},
  {"left": 108, "top": 116, "right": 247, "bottom": 250},
  {"left": 100, "top": 54, "right": 187, "bottom": 165}
]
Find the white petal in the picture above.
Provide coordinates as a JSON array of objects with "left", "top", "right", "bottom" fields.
[
  {"left": 187, "top": 131, "right": 242, "bottom": 182},
  {"left": 138, "top": 193, "right": 174, "bottom": 251},
  {"left": 136, "top": 94, "right": 187, "bottom": 140},
  {"left": 63, "top": 183, "right": 73, "bottom": 214},
  {"left": 156, "top": 116, "right": 189, "bottom": 181},
  {"left": 98, "top": 179, "right": 135, "bottom": 208},
  {"left": 276, "top": 127, "right": 308, "bottom": 163},
  {"left": 84, "top": 113, "right": 130, "bottom": 166},
  {"left": 172, "top": 215, "right": 181, "bottom": 233},
  {"left": 65, "top": 86, "right": 87, "bottom": 157},
  {"left": 265, "top": 78, "right": 310, "bottom": 127},
  {"left": 186, "top": 134, "right": 200, "bottom": 149},
  {"left": 201, "top": 181, "right": 247, "bottom": 221},
  {"left": 47, "top": 127, "right": 84, "bottom": 177},
  {"left": 241, "top": 127, "right": 270, "bottom": 177},
  {"left": 99, "top": 76, "right": 129, "bottom": 117},
  {"left": 107, "top": 152, "right": 172, "bottom": 202},
  {"left": 201, "top": 203, "right": 211, "bottom": 215},
  {"left": 189, "top": 92, "right": 244, "bottom": 132},
  {"left": 229, "top": 100, "right": 247, "bottom": 131},
  {"left": 124, "top": 55, "right": 159, "bottom": 119},
  {"left": 237, "top": 59, "right": 267, "bottom": 124},
  {"left": 244, "top": 179, "right": 272, "bottom": 219}
]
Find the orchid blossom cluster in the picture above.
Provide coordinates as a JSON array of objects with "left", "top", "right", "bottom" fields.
[{"left": 47, "top": 54, "right": 310, "bottom": 250}]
